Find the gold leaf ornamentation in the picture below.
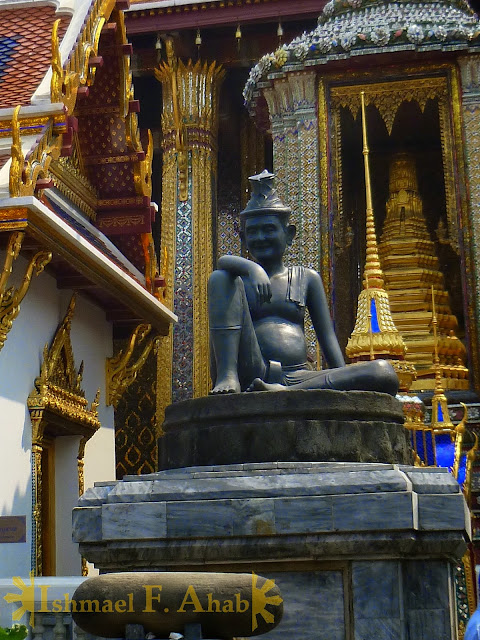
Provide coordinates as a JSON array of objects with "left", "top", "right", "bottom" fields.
[{"left": 106, "top": 323, "right": 160, "bottom": 408}]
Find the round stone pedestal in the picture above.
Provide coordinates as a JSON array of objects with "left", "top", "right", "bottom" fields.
[{"left": 158, "top": 389, "right": 411, "bottom": 470}]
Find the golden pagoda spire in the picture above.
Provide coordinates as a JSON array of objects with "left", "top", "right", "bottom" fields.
[
  {"left": 361, "top": 92, "right": 384, "bottom": 290},
  {"left": 378, "top": 153, "right": 468, "bottom": 391},
  {"left": 346, "top": 93, "right": 410, "bottom": 385}
]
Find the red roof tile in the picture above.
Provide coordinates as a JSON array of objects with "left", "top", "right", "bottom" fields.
[{"left": 0, "top": 7, "right": 70, "bottom": 109}]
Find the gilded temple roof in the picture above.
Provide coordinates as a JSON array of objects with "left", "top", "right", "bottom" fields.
[{"left": 244, "top": 0, "right": 480, "bottom": 105}]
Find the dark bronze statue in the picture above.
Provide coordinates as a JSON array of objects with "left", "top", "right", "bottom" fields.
[{"left": 208, "top": 170, "right": 398, "bottom": 395}]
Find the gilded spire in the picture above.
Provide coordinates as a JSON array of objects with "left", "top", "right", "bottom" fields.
[
  {"left": 360, "top": 92, "right": 384, "bottom": 290},
  {"left": 346, "top": 93, "right": 410, "bottom": 384}
]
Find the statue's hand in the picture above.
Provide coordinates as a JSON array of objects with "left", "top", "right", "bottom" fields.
[{"left": 249, "top": 264, "right": 271, "bottom": 305}]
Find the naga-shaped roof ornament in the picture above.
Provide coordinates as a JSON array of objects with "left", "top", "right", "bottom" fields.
[{"left": 244, "top": 0, "right": 480, "bottom": 107}]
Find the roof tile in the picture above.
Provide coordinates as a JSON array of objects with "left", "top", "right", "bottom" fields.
[{"left": 0, "top": 7, "right": 70, "bottom": 108}]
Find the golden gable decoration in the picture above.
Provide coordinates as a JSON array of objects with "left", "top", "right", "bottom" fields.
[
  {"left": 28, "top": 294, "right": 100, "bottom": 432},
  {"left": 28, "top": 293, "right": 100, "bottom": 575}
]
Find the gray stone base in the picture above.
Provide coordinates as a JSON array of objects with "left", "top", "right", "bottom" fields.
[
  {"left": 74, "top": 462, "right": 468, "bottom": 639},
  {"left": 158, "top": 390, "right": 412, "bottom": 469}
]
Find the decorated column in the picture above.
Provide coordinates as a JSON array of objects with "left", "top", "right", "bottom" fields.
[
  {"left": 458, "top": 54, "right": 480, "bottom": 389},
  {"left": 263, "top": 71, "right": 321, "bottom": 361},
  {"left": 155, "top": 47, "right": 224, "bottom": 415}
]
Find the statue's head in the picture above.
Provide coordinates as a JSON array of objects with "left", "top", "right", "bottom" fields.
[{"left": 240, "top": 170, "right": 295, "bottom": 262}]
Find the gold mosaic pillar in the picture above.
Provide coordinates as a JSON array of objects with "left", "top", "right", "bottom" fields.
[
  {"left": 155, "top": 54, "right": 225, "bottom": 417},
  {"left": 458, "top": 55, "right": 480, "bottom": 390},
  {"left": 264, "top": 71, "right": 320, "bottom": 362}
]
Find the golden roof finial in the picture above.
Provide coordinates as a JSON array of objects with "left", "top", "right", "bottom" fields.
[
  {"left": 431, "top": 285, "right": 444, "bottom": 396},
  {"left": 429, "top": 285, "right": 453, "bottom": 430},
  {"left": 360, "top": 91, "right": 384, "bottom": 290}
]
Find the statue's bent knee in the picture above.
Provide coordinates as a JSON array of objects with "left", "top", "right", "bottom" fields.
[
  {"left": 208, "top": 269, "right": 239, "bottom": 292},
  {"left": 372, "top": 359, "right": 398, "bottom": 396}
]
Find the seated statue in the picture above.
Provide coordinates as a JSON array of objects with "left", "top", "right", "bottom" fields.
[{"left": 208, "top": 170, "right": 398, "bottom": 396}]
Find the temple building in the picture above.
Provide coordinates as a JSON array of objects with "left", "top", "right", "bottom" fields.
[{"left": 1, "top": 0, "right": 480, "bottom": 635}]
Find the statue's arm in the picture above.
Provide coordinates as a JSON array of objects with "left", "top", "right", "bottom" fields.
[
  {"left": 216, "top": 255, "right": 271, "bottom": 304},
  {"left": 217, "top": 255, "right": 259, "bottom": 277},
  {"left": 306, "top": 270, "right": 345, "bottom": 368}
]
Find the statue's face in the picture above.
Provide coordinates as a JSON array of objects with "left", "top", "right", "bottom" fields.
[{"left": 244, "top": 214, "right": 293, "bottom": 263}]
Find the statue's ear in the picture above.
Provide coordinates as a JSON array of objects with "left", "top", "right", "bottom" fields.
[{"left": 286, "top": 224, "right": 296, "bottom": 245}]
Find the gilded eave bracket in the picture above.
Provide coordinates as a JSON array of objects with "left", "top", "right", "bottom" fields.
[
  {"left": 106, "top": 323, "right": 160, "bottom": 407},
  {"left": 0, "top": 231, "right": 52, "bottom": 352}
]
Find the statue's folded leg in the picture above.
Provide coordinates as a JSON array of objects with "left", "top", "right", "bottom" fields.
[
  {"left": 284, "top": 359, "right": 399, "bottom": 396},
  {"left": 208, "top": 270, "right": 266, "bottom": 393}
]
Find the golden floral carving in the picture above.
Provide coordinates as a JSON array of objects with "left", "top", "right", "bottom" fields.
[
  {"left": 50, "top": 19, "right": 63, "bottom": 104},
  {"left": 330, "top": 73, "right": 460, "bottom": 255},
  {"left": 9, "top": 106, "right": 24, "bottom": 198},
  {"left": 318, "top": 79, "right": 331, "bottom": 304},
  {"left": 106, "top": 323, "right": 160, "bottom": 408},
  {"left": 330, "top": 77, "right": 447, "bottom": 134},
  {"left": 0, "top": 232, "right": 52, "bottom": 352},
  {"left": 155, "top": 43, "right": 224, "bottom": 203},
  {"left": 9, "top": 110, "right": 62, "bottom": 198},
  {"left": 156, "top": 152, "right": 176, "bottom": 427}
]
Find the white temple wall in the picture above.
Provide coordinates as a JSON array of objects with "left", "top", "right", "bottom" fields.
[
  {"left": 55, "top": 435, "right": 82, "bottom": 576},
  {"left": 68, "top": 291, "right": 115, "bottom": 491},
  {"left": 0, "top": 253, "right": 114, "bottom": 578}
]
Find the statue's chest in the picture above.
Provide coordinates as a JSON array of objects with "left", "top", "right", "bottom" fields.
[{"left": 245, "top": 277, "right": 304, "bottom": 322}]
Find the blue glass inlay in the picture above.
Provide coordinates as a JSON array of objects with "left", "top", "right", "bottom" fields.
[
  {"left": 415, "top": 430, "right": 435, "bottom": 466},
  {"left": 435, "top": 432, "right": 455, "bottom": 469},
  {"left": 0, "top": 37, "right": 20, "bottom": 80},
  {"left": 437, "top": 403, "right": 444, "bottom": 422},
  {"left": 370, "top": 297, "right": 380, "bottom": 333},
  {"left": 457, "top": 453, "right": 467, "bottom": 486}
]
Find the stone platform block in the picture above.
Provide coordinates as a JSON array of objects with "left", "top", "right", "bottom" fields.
[
  {"left": 74, "top": 462, "right": 469, "bottom": 571},
  {"left": 74, "top": 462, "right": 469, "bottom": 640}
]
